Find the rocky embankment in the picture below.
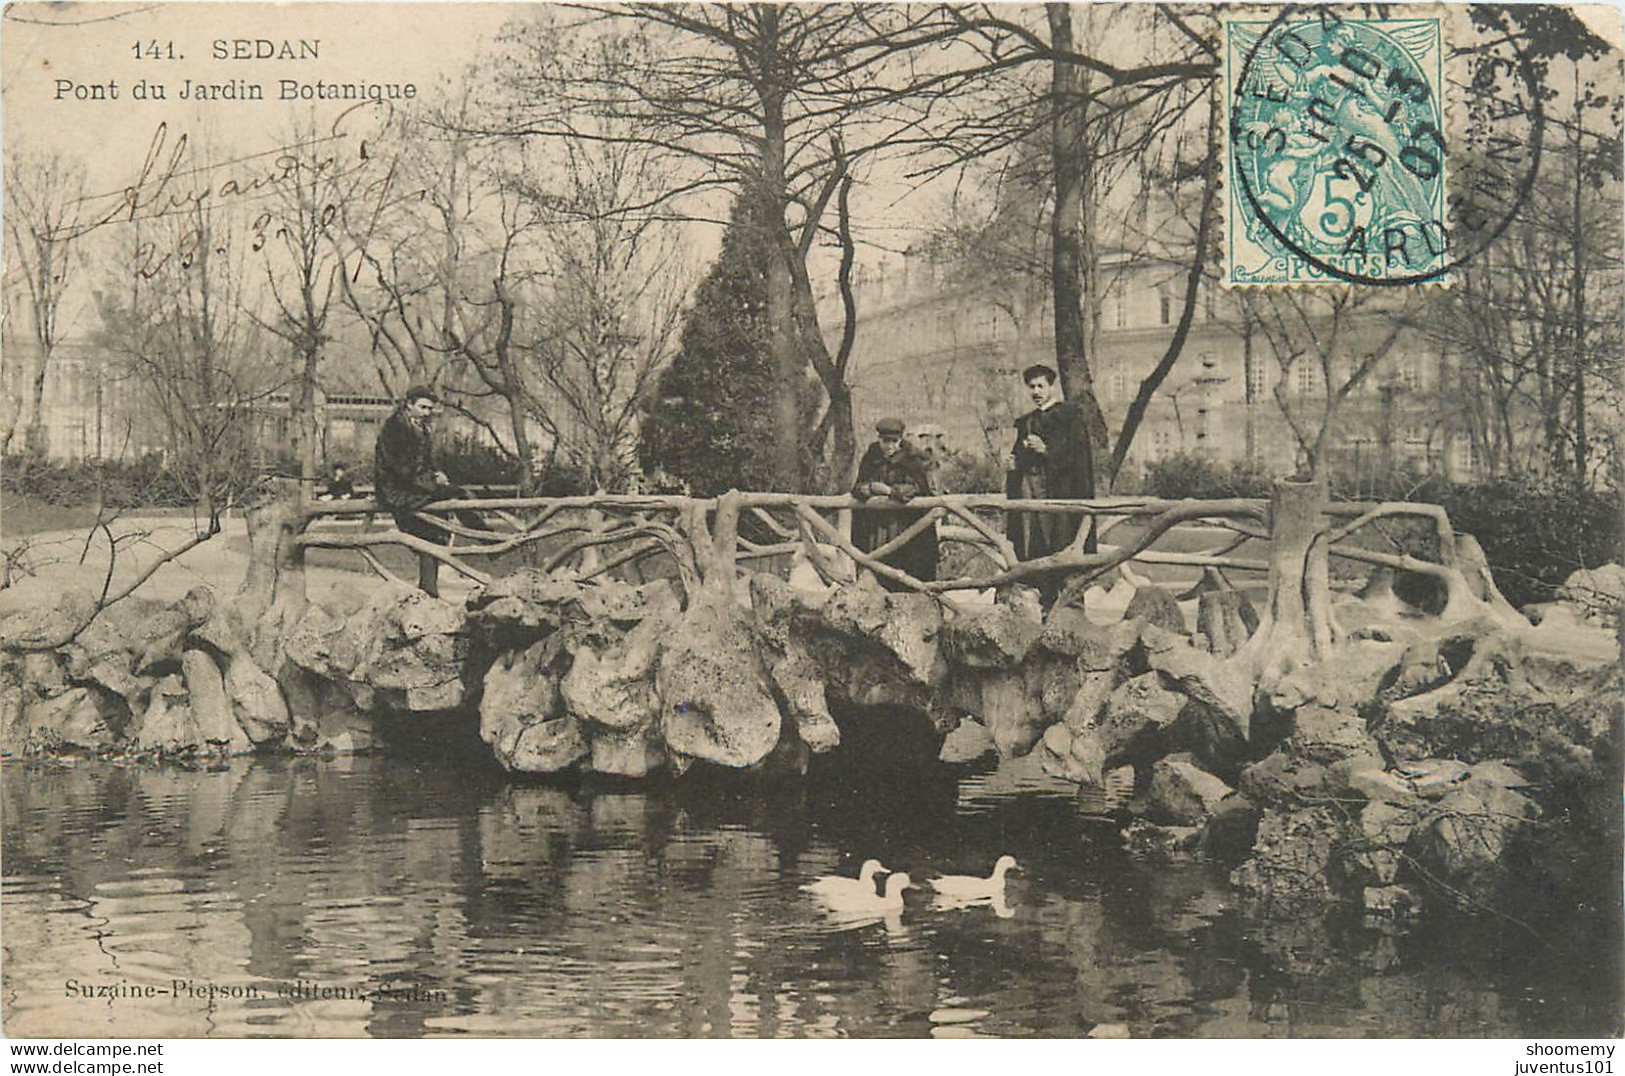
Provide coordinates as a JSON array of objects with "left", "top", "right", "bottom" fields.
[{"left": 2, "top": 557, "right": 1619, "bottom": 927}]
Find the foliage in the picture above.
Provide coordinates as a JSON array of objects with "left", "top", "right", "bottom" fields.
[
  {"left": 0, "top": 453, "right": 240, "bottom": 511},
  {"left": 934, "top": 449, "right": 1006, "bottom": 494},
  {"left": 1144, "top": 453, "right": 1624, "bottom": 608},
  {"left": 1423, "top": 477, "right": 1624, "bottom": 607},
  {"left": 1142, "top": 453, "right": 1273, "bottom": 499},
  {"left": 438, "top": 437, "right": 523, "bottom": 488}
]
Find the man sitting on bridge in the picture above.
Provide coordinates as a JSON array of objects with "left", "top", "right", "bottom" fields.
[{"left": 374, "top": 385, "right": 488, "bottom": 597}]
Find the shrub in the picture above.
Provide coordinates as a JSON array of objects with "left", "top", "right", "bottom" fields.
[
  {"left": 438, "top": 437, "right": 521, "bottom": 488},
  {"left": 1143, "top": 453, "right": 1273, "bottom": 499},
  {"left": 1143, "top": 454, "right": 1623, "bottom": 609},
  {"left": 934, "top": 449, "right": 1004, "bottom": 494}
]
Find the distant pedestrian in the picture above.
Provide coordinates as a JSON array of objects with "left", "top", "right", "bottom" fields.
[
  {"left": 320, "top": 464, "right": 354, "bottom": 500},
  {"left": 1004, "top": 365, "right": 1094, "bottom": 606},
  {"left": 374, "top": 386, "right": 486, "bottom": 597},
  {"left": 852, "top": 417, "right": 939, "bottom": 590},
  {"left": 911, "top": 423, "right": 947, "bottom": 486}
]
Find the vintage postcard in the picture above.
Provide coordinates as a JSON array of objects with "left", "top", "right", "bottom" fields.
[{"left": 2, "top": 0, "right": 1620, "bottom": 1053}]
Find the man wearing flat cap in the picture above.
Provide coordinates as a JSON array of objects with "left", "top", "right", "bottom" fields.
[{"left": 851, "top": 417, "right": 938, "bottom": 590}]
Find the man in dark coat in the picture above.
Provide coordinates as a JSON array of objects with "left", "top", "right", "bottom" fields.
[
  {"left": 374, "top": 385, "right": 481, "bottom": 597},
  {"left": 1005, "top": 365, "right": 1095, "bottom": 605},
  {"left": 852, "top": 417, "right": 938, "bottom": 591}
]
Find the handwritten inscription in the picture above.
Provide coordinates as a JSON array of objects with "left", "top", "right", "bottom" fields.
[{"left": 56, "top": 102, "right": 425, "bottom": 279}]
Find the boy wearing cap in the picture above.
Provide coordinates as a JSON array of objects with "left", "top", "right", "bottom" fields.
[
  {"left": 374, "top": 385, "right": 484, "bottom": 597},
  {"left": 851, "top": 417, "right": 938, "bottom": 590}
]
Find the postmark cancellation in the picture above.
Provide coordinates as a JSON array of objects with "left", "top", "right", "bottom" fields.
[{"left": 1224, "top": 6, "right": 1540, "bottom": 288}]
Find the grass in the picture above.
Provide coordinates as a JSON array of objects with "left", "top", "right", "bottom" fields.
[{"left": 0, "top": 492, "right": 102, "bottom": 538}]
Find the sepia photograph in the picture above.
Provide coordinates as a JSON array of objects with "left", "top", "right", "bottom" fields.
[{"left": 1, "top": 0, "right": 1620, "bottom": 1049}]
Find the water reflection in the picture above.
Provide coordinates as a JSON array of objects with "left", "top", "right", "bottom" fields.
[{"left": 2, "top": 754, "right": 1616, "bottom": 1038}]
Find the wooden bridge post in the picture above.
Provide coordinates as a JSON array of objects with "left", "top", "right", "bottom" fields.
[
  {"left": 241, "top": 480, "right": 307, "bottom": 616},
  {"left": 1242, "top": 477, "right": 1333, "bottom": 686}
]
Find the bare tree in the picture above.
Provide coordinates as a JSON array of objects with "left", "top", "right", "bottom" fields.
[
  {"left": 917, "top": 7, "right": 1220, "bottom": 489},
  {"left": 1236, "top": 288, "right": 1419, "bottom": 480},
  {"left": 95, "top": 205, "right": 282, "bottom": 516},
  {"left": 3, "top": 151, "right": 87, "bottom": 456},
  {"left": 495, "top": 4, "right": 974, "bottom": 491},
  {"left": 518, "top": 137, "right": 689, "bottom": 493}
]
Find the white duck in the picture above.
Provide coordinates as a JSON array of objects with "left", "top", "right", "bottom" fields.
[
  {"left": 800, "top": 859, "right": 890, "bottom": 903},
  {"left": 818, "top": 871, "right": 914, "bottom": 917},
  {"left": 930, "top": 855, "right": 1022, "bottom": 902}
]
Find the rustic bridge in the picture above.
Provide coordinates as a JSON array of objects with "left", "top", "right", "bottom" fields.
[
  {"left": 295, "top": 487, "right": 1508, "bottom": 607},
  {"left": 287, "top": 482, "right": 1523, "bottom": 653}
]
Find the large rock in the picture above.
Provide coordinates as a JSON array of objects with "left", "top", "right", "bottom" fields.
[
  {"left": 132, "top": 674, "right": 196, "bottom": 753},
  {"left": 1287, "top": 704, "right": 1380, "bottom": 764},
  {"left": 351, "top": 585, "right": 468, "bottom": 712},
  {"left": 1139, "top": 625, "right": 1252, "bottom": 738},
  {"left": 1037, "top": 720, "right": 1108, "bottom": 784},
  {"left": 766, "top": 646, "right": 841, "bottom": 753},
  {"left": 976, "top": 669, "right": 1044, "bottom": 757},
  {"left": 481, "top": 639, "right": 587, "bottom": 774},
  {"left": 1557, "top": 563, "right": 1625, "bottom": 625},
  {"left": 21, "top": 651, "right": 68, "bottom": 698},
  {"left": 939, "top": 603, "right": 1041, "bottom": 669},
  {"left": 1142, "top": 754, "right": 1235, "bottom": 826},
  {"left": 1123, "top": 586, "right": 1187, "bottom": 634},
  {"left": 0, "top": 587, "right": 96, "bottom": 651},
  {"left": 820, "top": 580, "right": 944, "bottom": 688},
  {"left": 1335, "top": 800, "right": 1418, "bottom": 888},
  {"left": 1231, "top": 806, "right": 1341, "bottom": 911},
  {"left": 656, "top": 598, "right": 780, "bottom": 769},
  {"left": 181, "top": 649, "right": 252, "bottom": 753},
  {"left": 283, "top": 602, "right": 367, "bottom": 682},
  {"left": 1407, "top": 779, "right": 1537, "bottom": 908},
  {"left": 1238, "top": 750, "right": 1333, "bottom": 807},
  {"left": 559, "top": 615, "right": 666, "bottom": 732},
  {"left": 1060, "top": 671, "right": 1188, "bottom": 787},
  {"left": 223, "top": 652, "right": 290, "bottom": 744},
  {"left": 20, "top": 686, "right": 118, "bottom": 751}
]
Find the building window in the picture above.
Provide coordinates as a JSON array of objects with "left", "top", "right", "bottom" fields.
[
  {"left": 1405, "top": 424, "right": 1426, "bottom": 446},
  {"left": 1114, "top": 296, "right": 1127, "bottom": 328},
  {"left": 1159, "top": 293, "right": 1172, "bottom": 325},
  {"left": 1453, "top": 437, "right": 1476, "bottom": 471},
  {"left": 1247, "top": 360, "right": 1269, "bottom": 402},
  {"left": 1296, "top": 362, "right": 1318, "bottom": 396},
  {"left": 1398, "top": 360, "right": 1419, "bottom": 390},
  {"left": 1110, "top": 371, "right": 1127, "bottom": 399}
]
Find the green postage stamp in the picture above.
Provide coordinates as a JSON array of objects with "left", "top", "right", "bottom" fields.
[{"left": 1225, "top": 6, "right": 1538, "bottom": 286}]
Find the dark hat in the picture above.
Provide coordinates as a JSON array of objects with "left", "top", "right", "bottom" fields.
[
  {"left": 875, "top": 417, "right": 905, "bottom": 435},
  {"left": 404, "top": 384, "right": 439, "bottom": 404}
]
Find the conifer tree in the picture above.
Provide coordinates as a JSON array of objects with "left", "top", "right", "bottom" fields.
[{"left": 640, "top": 194, "right": 795, "bottom": 495}]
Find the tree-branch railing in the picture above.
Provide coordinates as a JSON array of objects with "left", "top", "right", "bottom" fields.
[{"left": 294, "top": 491, "right": 1509, "bottom": 611}]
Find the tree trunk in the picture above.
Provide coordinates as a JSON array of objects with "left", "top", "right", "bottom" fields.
[
  {"left": 1047, "top": 3, "right": 1105, "bottom": 495},
  {"left": 761, "top": 201, "right": 804, "bottom": 490},
  {"left": 294, "top": 347, "right": 320, "bottom": 509},
  {"left": 1243, "top": 477, "right": 1334, "bottom": 691}
]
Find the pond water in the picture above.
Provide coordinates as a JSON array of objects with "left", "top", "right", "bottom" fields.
[{"left": 2, "top": 745, "right": 1617, "bottom": 1039}]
